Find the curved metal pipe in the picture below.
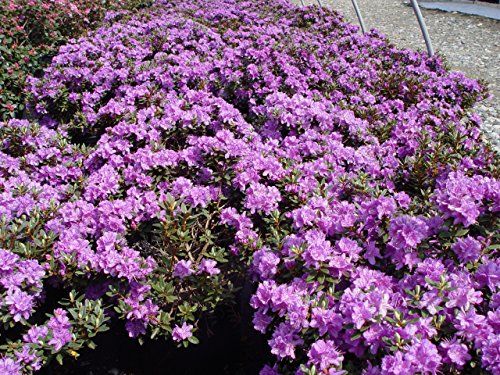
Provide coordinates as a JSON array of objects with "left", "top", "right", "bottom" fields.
[
  {"left": 351, "top": 0, "right": 367, "bottom": 34},
  {"left": 409, "top": 0, "right": 434, "bottom": 56}
]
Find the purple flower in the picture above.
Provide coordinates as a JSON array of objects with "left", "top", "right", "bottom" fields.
[
  {"left": 480, "top": 334, "right": 500, "bottom": 374},
  {"left": 253, "top": 310, "right": 272, "bottom": 333},
  {"left": 250, "top": 280, "right": 276, "bottom": 309},
  {"left": 47, "top": 308, "right": 72, "bottom": 351},
  {"left": 259, "top": 364, "right": 280, "bottom": 375},
  {"left": 220, "top": 207, "right": 253, "bottom": 230},
  {"left": 302, "top": 229, "right": 333, "bottom": 268},
  {"left": 381, "top": 352, "right": 411, "bottom": 375},
  {"left": 5, "top": 0, "right": 499, "bottom": 372},
  {"left": 17, "top": 260, "right": 45, "bottom": 287},
  {"left": 451, "top": 236, "right": 482, "bottom": 263},
  {"left": 291, "top": 206, "right": 317, "bottom": 228},
  {"left": 125, "top": 299, "right": 159, "bottom": 324},
  {"left": 309, "top": 307, "right": 343, "bottom": 336},
  {"left": 245, "top": 183, "right": 281, "bottom": 215},
  {"left": 15, "top": 344, "right": 42, "bottom": 371},
  {"left": 0, "top": 249, "right": 19, "bottom": 274},
  {"left": 170, "top": 177, "right": 193, "bottom": 196},
  {"left": 84, "top": 164, "right": 121, "bottom": 201},
  {"left": 475, "top": 260, "right": 499, "bottom": 291},
  {"left": 184, "top": 186, "right": 214, "bottom": 208},
  {"left": 434, "top": 172, "right": 485, "bottom": 227},
  {"left": 336, "top": 237, "right": 362, "bottom": 260},
  {"left": 252, "top": 247, "right": 280, "bottom": 279},
  {"left": 307, "top": 340, "right": 344, "bottom": 371},
  {"left": 268, "top": 322, "right": 303, "bottom": 359},
  {"left": 395, "top": 192, "right": 411, "bottom": 209},
  {"left": 125, "top": 320, "right": 147, "bottom": 338},
  {"left": 172, "top": 322, "right": 193, "bottom": 342},
  {"left": 445, "top": 282, "right": 482, "bottom": 309},
  {"left": 23, "top": 325, "right": 49, "bottom": 344},
  {"left": 454, "top": 309, "right": 492, "bottom": 345},
  {"left": 487, "top": 310, "right": 500, "bottom": 331},
  {"left": 198, "top": 259, "right": 220, "bottom": 276},
  {"left": 4, "top": 288, "right": 35, "bottom": 322},
  {"left": 439, "top": 338, "right": 471, "bottom": 367},
  {"left": 389, "top": 215, "right": 429, "bottom": 250},
  {"left": 0, "top": 357, "right": 22, "bottom": 375},
  {"left": 173, "top": 260, "right": 194, "bottom": 278},
  {"left": 404, "top": 339, "right": 442, "bottom": 374}
]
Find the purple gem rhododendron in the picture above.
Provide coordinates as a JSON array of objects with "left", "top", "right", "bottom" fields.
[
  {"left": 172, "top": 322, "right": 194, "bottom": 342},
  {"left": 0, "top": 0, "right": 498, "bottom": 373}
]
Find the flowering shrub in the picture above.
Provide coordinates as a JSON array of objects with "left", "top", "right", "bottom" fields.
[
  {"left": 0, "top": 0, "right": 153, "bottom": 120},
  {"left": 1, "top": 0, "right": 499, "bottom": 373}
]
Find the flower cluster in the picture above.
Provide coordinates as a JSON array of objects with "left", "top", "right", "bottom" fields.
[
  {"left": 0, "top": 0, "right": 153, "bottom": 119},
  {"left": 1, "top": 0, "right": 499, "bottom": 373}
]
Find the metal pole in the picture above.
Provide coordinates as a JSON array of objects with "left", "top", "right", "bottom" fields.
[
  {"left": 300, "top": 0, "right": 304, "bottom": 6},
  {"left": 317, "top": 0, "right": 322, "bottom": 7},
  {"left": 351, "top": 0, "right": 366, "bottom": 34},
  {"left": 409, "top": 0, "right": 434, "bottom": 56}
]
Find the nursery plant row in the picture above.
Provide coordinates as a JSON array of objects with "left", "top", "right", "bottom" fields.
[{"left": 0, "top": 0, "right": 499, "bottom": 373}]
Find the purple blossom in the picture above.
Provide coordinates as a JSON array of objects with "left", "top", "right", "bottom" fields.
[
  {"left": 0, "top": 357, "right": 22, "bottom": 375},
  {"left": 389, "top": 215, "right": 429, "bottom": 250},
  {"left": 0, "top": 249, "right": 19, "bottom": 274},
  {"left": 380, "top": 352, "right": 411, "bottom": 375},
  {"left": 302, "top": 230, "right": 333, "bottom": 268},
  {"left": 475, "top": 260, "right": 499, "bottom": 291},
  {"left": 439, "top": 338, "right": 471, "bottom": 367},
  {"left": 451, "top": 236, "right": 482, "bottom": 263},
  {"left": 125, "top": 320, "right": 147, "bottom": 338},
  {"left": 252, "top": 247, "right": 280, "bottom": 279},
  {"left": 47, "top": 308, "right": 72, "bottom": 351},
  {"left": 23, "top": 325, "right": 49, "bottom": 344},
  {"left": 220, "top": 207, "right": 253, "bottom": 230},
  {"left": 404, "top": 339, "right": 442, "bottom": 374},
  {"left": 1, "top": 0, "right": 498, "bottom": 372},
  {"left": 15, "top": 344, "right": 42, "bottom": 371},
  {"left": 245, "top": 183, "right": 282, "bottom": 215},
  {"left": 173, "top": 260, "right": 194, "bottom": 278},
  {"left": 309, "top": 307, "right": 343, "bottom": 336},
  {"left": 480, "top": 334, "right": 500, "bottom": 374},
  {"left": 434, "top": 172, "right": 486, "bottom": 227},
  {"left": 172, "top": 322, "right": 193, "bottom": 342},
  {"left": 198, "top": 259, "right": 220, "bottom": 276},
  {"left": 17, "top": 260, "right": 45, "bottom": 287},
  {"left": 84, "top": 164, "right": 121, "bottom": 201},
  {"left": 268, "top": 322, "right": 303, "bottom": 359},
  {"left": 336, "top": 237, "right": 362, "bottom": 261},
  {"left": 307, "top": 340, "right": 344, "bottom": 371},
  {"left": 253, "top": 310, "right": 272, "bottom": 333},
  {"left": 259, "top": 365, "right": 280, "bottom": 375},
  {"left": 4, "top": 288, "right": 35, "bottom": 322},
  {"left": 454, "top": 309, "right": 492, "bottom": 345}
]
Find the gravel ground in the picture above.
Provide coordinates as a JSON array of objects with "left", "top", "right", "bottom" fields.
[{"left": 295, "top": 0, "right": 500, "bottom": 151}]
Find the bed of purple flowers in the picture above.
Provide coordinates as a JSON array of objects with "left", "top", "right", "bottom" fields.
[{"left": 0, "top": 0, "right": 499, "bottom": 373}]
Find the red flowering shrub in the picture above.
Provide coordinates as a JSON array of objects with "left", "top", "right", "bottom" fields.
[{"left": 0, "top": 0, "right": 152, "bottom": 120}]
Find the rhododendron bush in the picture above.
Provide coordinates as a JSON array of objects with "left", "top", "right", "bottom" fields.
[
  {"left": 0, "top": 0, "right": 153, "bottom": 119},
  {"left": 1, "top": 0, "right": 499, "bottom": 373}
]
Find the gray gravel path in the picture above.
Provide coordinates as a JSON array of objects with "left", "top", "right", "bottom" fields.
[{"left": 294, "top": 0, "right": 500, "bottom": 151}]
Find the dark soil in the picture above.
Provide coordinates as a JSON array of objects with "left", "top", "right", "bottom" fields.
[{"left": 39, "top": 289, "right": 271, "bottom": 375}]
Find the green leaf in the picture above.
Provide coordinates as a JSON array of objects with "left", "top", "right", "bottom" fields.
[{"left": 188, "top": 336, "right": 199, "bottom": 344}]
